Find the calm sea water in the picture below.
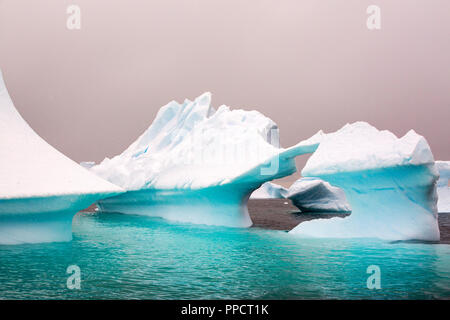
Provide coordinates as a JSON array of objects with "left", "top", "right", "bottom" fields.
[{"left": 0, "top": 211, "right": 449, "bottom": 299}]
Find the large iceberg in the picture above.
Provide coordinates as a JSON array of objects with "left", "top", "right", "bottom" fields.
[
  {"left": 436, "top": 161, "right": 450, "bottom": 213},
  {"left": 250, "top": 182, "right": 287, "bottom": 199},
  {"left": 0, "top": 71, "right": 123, "bottom": 244},
  {"left": 290, "top": 122, "right": 440, "bottom": 241},
  {"left": 286, "top": 177, "right": 351, "bottom": 213},
  {"left": 90, "top": 93, "right": 321, "bottom": 227}
]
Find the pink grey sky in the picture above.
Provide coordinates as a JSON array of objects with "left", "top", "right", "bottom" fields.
[{"left": 0, "top": 1, "right": 449, "bottom": 182}]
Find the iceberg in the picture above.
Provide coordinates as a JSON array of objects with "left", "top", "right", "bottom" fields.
[
  {"left": 0, "top": 71, "right": 123, "bottom": 244},
  {"left": 290, "top": 122, "right": 440, "bottom": 241},
  {"left": 250, "top": 182, "right": 287, "bottom": 199},
  {"left": 286, "top": 177, "right": 351, "bottom": 213},
  {"left": 90, "top": 93, "right": 322, "bottom": 227},
  {"left": 436, "top": 161, "right": 450, "bottom": 213}
]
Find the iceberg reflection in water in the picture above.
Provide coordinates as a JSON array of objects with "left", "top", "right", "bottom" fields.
[{"left": 0, "top": 210, "right": 449, "bottom": 300}]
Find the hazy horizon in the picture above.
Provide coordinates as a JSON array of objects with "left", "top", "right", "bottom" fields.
[{"left": 0, "top": 1, "right": 449, "bottom": 183}]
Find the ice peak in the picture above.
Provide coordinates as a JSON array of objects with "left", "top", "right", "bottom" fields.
[
  {"left": 302, "top": 121, "right": 435, "bottom": 176},
  {"left": 91, "top": 93, "right": 317, "bottom": 190}
]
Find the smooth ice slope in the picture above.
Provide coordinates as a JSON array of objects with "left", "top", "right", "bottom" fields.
[
  {"left": 250, "top": 182, "right": 287, "bottom": 199},
  {"left": 290, "top": 122, "right": 440, "bottom": 241},
  {"left": 436, "top": 161, "right": 450, "bottom": 212},
  {"left": 287, "top": 178, "right": 350, "bottom": 213},
  {"left": 91, "top": 93, "right": 322, "bottom": 227},
  {"left": 0, "top": 71, "right": 123, "bottom": 244}
]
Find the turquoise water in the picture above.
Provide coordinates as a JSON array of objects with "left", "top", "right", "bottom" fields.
[{"left": 0, "top": 211, "right": 449, "bottom": 299}]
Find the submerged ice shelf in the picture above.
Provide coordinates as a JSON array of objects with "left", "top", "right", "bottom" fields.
[
  {"left": 0, "top": 71, "right": 123, "bottom": 244},
  {"left": 90, "top": 92, "right": 322, "bottom": 227},
  {"left": 290, "top": 122, "right": 440, "bottom": 241}
]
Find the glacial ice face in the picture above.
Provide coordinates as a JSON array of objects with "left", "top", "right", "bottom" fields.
[
  {"left": 250, "top": 182, "right": 287, "bottom": 199},
  {"left": 0, "top": 71, "right": 123, "bottom": 244},
  {"left": 290, "top": 122, "right": 440, "bottom": 241},
  {"left": 436, "top": 161, "right": 450, "bottom": 213},
  {"left": 286, "top": 178, "right": 350, "bottom": 213},
  {"left": 91, "top": 93, "right": 321, "bottom": 227}
]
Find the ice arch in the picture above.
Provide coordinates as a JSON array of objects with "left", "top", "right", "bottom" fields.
[
  {"left": 290, "top": 122, "right": 440, "bottom": 241},
  {"left": 0, "top": 71, "right": 123, "bottom": 244},
  {"left": 90, "top": 93, "right": 322, "bottom": 227}
]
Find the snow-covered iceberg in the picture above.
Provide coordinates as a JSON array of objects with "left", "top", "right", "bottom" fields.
[
  {"left": 286, "top": 177, "right": 350, "bottom": 213},
  {"left": 250, "top": 182, "right": 287, "bottom": 199},
  {"left": 290, "top": 122, "right": 440, "bottom": 241},
  {"left": 0, "top": 71, "right": 123, "bottom": 244},
  {"left": 90, "top": 93, "right": 322, "bottom": 227},
  {"left": 436, "top": 161, "right": 450, "bottom": 213}
]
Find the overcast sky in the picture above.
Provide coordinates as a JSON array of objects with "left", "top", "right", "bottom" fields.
[{"left": 0, "top": 0, "right": 449, "bottom": 183}]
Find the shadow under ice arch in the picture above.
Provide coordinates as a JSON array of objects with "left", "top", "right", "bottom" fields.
[{"left": 0, "top": 71, "right": 124, "bottom": 244}]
